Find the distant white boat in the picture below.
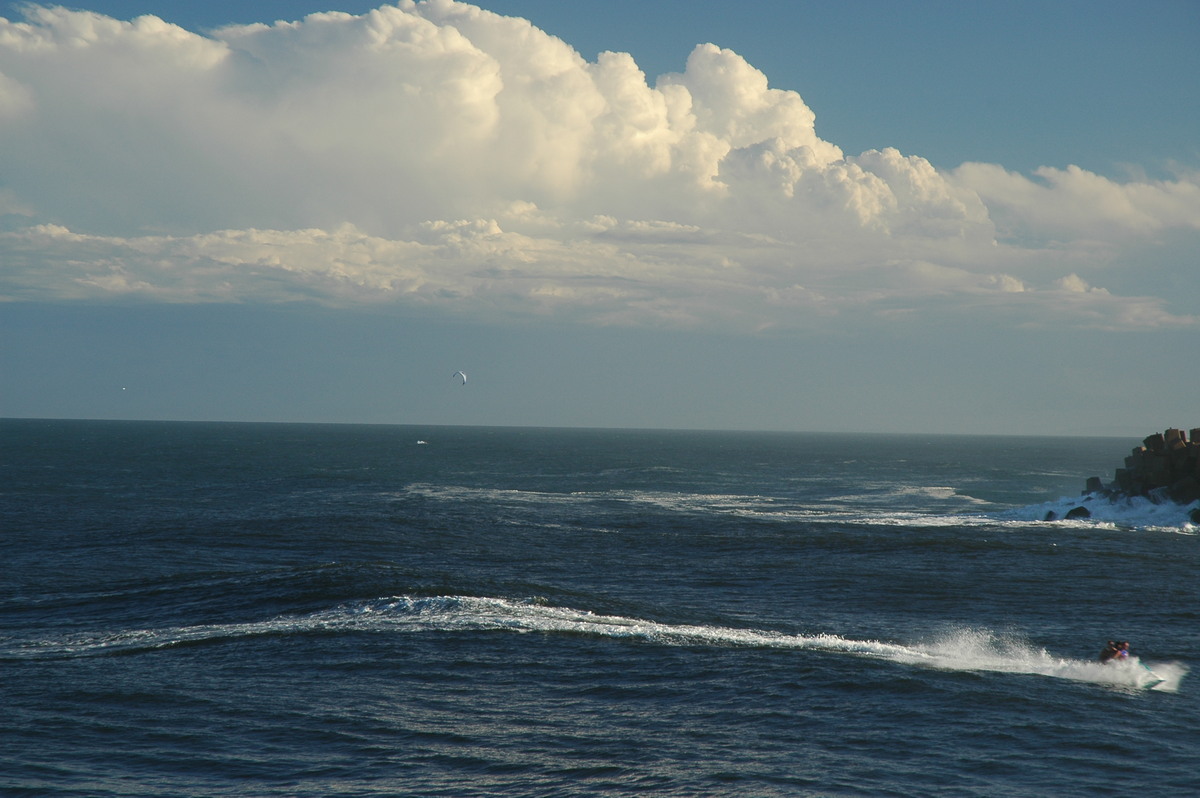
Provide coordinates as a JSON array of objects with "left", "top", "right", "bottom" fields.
[{"left": 416, "top": 440, "right": 428, "bottom": 445}]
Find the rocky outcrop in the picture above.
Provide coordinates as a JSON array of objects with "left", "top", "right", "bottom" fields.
[
  {"left": 1044, "top": 504, "right": 1093, "bottom": 521},
  {"left": 1085, "top": 427, "right": 1200, "bottom": 506}
]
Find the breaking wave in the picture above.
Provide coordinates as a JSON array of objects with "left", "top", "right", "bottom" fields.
[{"left": 1002, "top": 494, "right": 1199, "bottom": 533}]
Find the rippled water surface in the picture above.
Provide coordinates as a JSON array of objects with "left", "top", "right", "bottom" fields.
[{"left": 2, "top": 420, "right": 1196, "bottom": 796}]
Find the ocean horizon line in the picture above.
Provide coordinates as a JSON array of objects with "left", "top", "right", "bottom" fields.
[{"left": 0, "top": 415, "right": 1137, "bottom": 440}]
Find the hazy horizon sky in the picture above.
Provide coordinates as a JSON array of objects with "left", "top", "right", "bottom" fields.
[{"left": 2, "top": 1, "right": 1197, "bottom": 436}]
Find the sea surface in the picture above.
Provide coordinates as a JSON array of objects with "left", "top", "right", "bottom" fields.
[{"left": 1, "top": 419, "right": 1196, "bottom": 797}]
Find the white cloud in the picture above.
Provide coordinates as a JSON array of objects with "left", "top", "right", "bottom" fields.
[
  {"left": 1055, "top": 273, "right": 1097, "bottom": 293},
  {"left": 5, "top": 214, "right": 1192, "bottom": 332},
  {"left": 0, "top": 1, "right": 1196, "bottom": 332},
  {"left": 952, "top": 162, "right": 1200, "bottom": 241}
]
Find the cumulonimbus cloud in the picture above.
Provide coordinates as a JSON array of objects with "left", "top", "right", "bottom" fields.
[{"left": 0, "top": 1, "right": 1196, "bottom": 331}]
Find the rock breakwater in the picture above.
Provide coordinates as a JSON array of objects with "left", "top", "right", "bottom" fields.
[
  {"left": 1099, "top": 428, "right": 1200, "bottom": 504},
  {"left": 1073, "top": 427, "right": 1200, "bottom": 524}
]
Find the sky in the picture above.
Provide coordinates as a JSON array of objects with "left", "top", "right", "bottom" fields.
[{"left": 1, "top": 0, "right": 1198, "bottom": 435}]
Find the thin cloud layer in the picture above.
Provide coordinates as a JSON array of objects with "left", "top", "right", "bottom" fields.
[{"left": 1, "top": 1, "right": 1196, "bottom": 331}]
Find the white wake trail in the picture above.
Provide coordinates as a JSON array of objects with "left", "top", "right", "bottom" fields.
[{"left": 6, "top": 595, "right": 1187, "bottom": 692}]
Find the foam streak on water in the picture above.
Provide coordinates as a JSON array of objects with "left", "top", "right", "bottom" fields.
[
  {"left": 402, "top": 482, "right": 1200, "bottom": 533},
  {"left": 5, "top": 595, "right": 1186, "bottom": 693}
]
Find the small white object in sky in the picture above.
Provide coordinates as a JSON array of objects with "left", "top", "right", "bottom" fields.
[{"left": 453, "top": 371, "right": 467, "bottom": 385}]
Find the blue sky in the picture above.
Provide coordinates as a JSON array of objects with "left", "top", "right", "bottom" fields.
[{"left": 2, "top": 1, "right": 1197, "bottom": 434}]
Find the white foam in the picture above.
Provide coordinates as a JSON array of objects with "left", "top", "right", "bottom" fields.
[
  {"left": 342, "top": 599, "right": 1190, "bottom": 691},
  {"left": 399, "top": 480, "right": 1200, "bottom": 535},
  {"left": 396, "top": 483, "right": 992, "bottom": 529},
  {"left": 827, "top": 484, "right": 989, "bottom": 506},
  {"left": 8, "top": 596, "right": 1186, "bottom": 693},
  {"left": 1005, "top": 494, "right": 1199, "bottom": 533},
  {"left": 895, "top": 627, "right": 1188, "bottom": 692}
]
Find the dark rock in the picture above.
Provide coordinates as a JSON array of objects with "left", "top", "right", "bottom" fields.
[
  {"left": 1169, "top": 476, "right": 1200, "bottom": 505},
  {"left": 1191, "top": 508, "right": 1200, "bottom": 525},
  {"left": 1065, "top": 506, "right": 1091, "bottom": 520},
  {"left": 1044, "top": 511, "right": 1058, "bottom": 521},
  {"left": 1088, "top": 427, "right": 1199, "bottom": 505},
  {"left": 1144, "top": 453, "right": 1170, "bottom": 480}
]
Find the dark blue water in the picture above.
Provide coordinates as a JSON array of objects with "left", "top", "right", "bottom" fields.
[{"left": 2, "top": 420, "right": 1196, "bottom": 796}]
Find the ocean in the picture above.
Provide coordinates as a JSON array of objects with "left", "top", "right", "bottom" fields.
[{"left": 1, "top": 419, "right": 1196, "bottom": 797}]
